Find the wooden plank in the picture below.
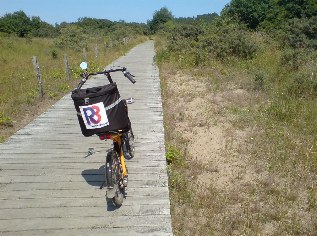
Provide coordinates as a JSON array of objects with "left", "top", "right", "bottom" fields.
[
  {"left": 0, "top": 215, "right": 172, "bottom": 233},
  {"left": 0, "top": 172, "right": 168, "bottom": 183},
  {"left": 0, "top": 181, "right": 168, "bottom": 192},
  {"left": 0, "top": 205, "right": 171, "bottom": 220},
  {"left": 0, "top": 197, "right": 171, "bottom": 210},
  {"left": 0, "top": 187, "right": 170, "bottom": 199},
  {"left": 1, "top": 228, "right": 172, "bottom": 236}
]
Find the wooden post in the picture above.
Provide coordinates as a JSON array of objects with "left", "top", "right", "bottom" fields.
[
  {"left": 32, "top": 56, "right": 43, "bottom": 98},
  {"left": 83, "top": 48, "right": 87, "bottom": 61},
  {"left": 64, "top": 54, "right": 70, "bottom": 81}
]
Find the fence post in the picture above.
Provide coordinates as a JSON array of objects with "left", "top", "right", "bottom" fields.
[
  {"left": 32, "top": 56, "right": 43, "bottom": 98},
  {"left": 64, "top": 54, "right": 70, "bottom": 81},
  {"left": 83, "top": 48, "right": 87, "bottom": 61}
]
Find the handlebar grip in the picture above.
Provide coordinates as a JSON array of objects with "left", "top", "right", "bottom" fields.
[{"left": 123, "top": 71, "right": 136, "bottom": 84}]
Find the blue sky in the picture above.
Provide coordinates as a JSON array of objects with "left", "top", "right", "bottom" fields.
[{"left": 0, "top": 0, "right": 231, "bottom": 25}]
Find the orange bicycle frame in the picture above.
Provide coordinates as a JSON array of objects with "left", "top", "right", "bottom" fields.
[{"left": 110, "top": 134, "right": 128, "bottom": 177}]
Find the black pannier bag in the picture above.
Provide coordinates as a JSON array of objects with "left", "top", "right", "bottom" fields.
[{"left": 71, "top": 83, "right": 130, "bottom": 137}]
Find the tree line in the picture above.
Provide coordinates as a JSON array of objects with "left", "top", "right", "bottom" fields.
[
  {"left": 0, "top": 10, "right": 149, "bottom": 38},
  {"left": 0, "top": 10, "right": 150, "bottom": 52},
  {"left": 1, "top": 2, "right": 316, "bottom": 56},
  {"left": 151, "top": 1, "right": 317, "bottom": 67}
]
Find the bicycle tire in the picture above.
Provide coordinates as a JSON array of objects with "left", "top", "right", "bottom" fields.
[
  {"left": 123, "top": 129, "right": 135, "bottom": 159},
  {"left": 105, "top": 150, "right": 124, "bottom": 206},
  {"left": 105, "top": 151, "right": 114, "bottom": 188}
]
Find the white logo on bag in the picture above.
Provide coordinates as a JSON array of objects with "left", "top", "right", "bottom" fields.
[{"left": 79, "top": 102, "right": 109, "bottom": 129}]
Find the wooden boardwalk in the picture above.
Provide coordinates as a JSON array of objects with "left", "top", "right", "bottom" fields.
[{"left": 0, "top": 41, "right": 173, "bottom": 235}]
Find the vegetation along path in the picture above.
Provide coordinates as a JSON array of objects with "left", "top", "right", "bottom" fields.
[{"left": 0, "top": 41, "right": 173, "bottom": 235}]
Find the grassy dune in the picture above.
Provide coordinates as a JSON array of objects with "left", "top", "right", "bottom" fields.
[{"left": 158, "top": 32, "right": 317, "bottom": 235}]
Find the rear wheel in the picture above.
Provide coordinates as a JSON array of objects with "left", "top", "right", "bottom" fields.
[
  {"left": 105, "top": 150, "right": 124, "bottom": 207},
  {"left": 105, "top": 151, "right": 114, "bottom": 188},
  {"left": 123, "top": 129, "right": 135, "bottom": 159}
]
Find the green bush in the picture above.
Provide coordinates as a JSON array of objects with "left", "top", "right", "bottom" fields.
[
  {"left": 199, "top": 21, "right": 258, "bottom": 60},
  {"left": 280, "top": 48, "right": 307, "bottom": 70},
  {"left": 54, "top": 25, "right": 88, "bottom": 51},
  {"left": 280, "top": 17, "right": 317, "bottom": 49},
  {"left": 156, "top": 19, "right": 258, "bottom": 67},
  {"left": 169, "top": 24, "right": 203, "bottom": 42},
  {"left": 287, "top": 73, "right": 317, "bottom": 99}
]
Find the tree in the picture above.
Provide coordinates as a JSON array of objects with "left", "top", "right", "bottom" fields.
[
  {"left": 196, "top": 13, "right": 219, "bottom": 22},
  {"left": 281, "top": 16, "right": 317, "bottom": 48},
  {"left": 221, "top": 0, "right": 271, "bottom": 29},
  {"left": 31, "top": 21, "right": 58, "bottom": 38},
  {"left": 0, "top": 11, "right": 33, "bottom": 37},
  {"left": 277, "top": 0, "right": 317, "bottom": 19},
  {"left": 222, "top": 0, "right": 317, "bottom": 30},
  {"left": 0, "top": 11, "right": 57, "bottom": 37},
  {"left": 76, "top": 17, "right": 113, "bottom": 33},
  {"left": 30, "top": 16, "right": 58, "bottom": 37},
  {"left": 148, "top": 7, "right": 173, "bottom": 33}
]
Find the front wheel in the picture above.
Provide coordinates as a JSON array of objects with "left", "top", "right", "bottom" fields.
[{"left": 105, "top": 150, "right": 124, "bottom": 207}]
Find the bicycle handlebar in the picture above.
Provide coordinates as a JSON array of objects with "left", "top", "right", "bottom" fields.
[
  {"left": 123, "top": 70, "right": 136, "bottom": 84},
  {"left": 76, "top": 67, "right": 135, "bottom": 90}
]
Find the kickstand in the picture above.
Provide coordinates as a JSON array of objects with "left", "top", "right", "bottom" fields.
[{"left": 100, "top": 181, "right": 106, "bottom": 189}]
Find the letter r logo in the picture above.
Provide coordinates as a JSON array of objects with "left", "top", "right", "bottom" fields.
[
  {"left": 83, "top": 105, "right": 101, "bottom": 125},
  {"left": 79, "top": 102, "right": 109, "bottom": 129}
]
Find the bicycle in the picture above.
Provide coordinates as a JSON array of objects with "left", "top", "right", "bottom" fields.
[{"left": 71, "top": 62, "right": 136, "bottom": 206}]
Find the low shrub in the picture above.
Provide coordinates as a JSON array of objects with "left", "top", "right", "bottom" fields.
[{"left": 287, "top": 73, "right": 317, "bottom": 99}]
